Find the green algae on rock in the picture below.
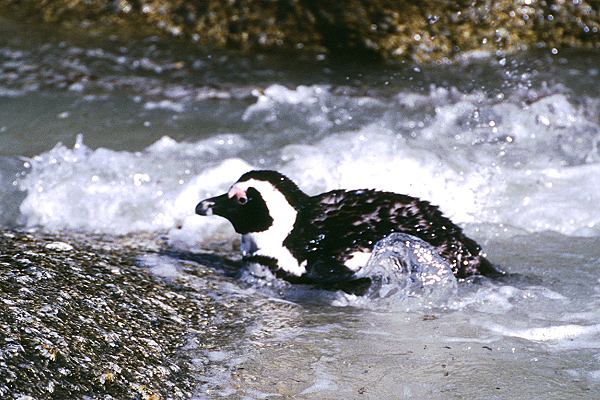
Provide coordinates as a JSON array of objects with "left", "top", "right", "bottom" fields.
[{"left": 1, "top": 0, "right": 598, "bottom": 62}]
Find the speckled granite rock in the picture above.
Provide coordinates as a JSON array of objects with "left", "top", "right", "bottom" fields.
[
  {"left": 1, "top": 0, "right": 599, "bottom": 62},
  {"left": 0, "top": 230, "right": 238, "bottom": 399}
]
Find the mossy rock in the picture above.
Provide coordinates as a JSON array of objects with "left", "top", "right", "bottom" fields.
[{"left": 1, "top": 0, "right": 599, "bottom": 62}]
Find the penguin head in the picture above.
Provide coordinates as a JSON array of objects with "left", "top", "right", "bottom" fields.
[{"left": 195, "top": 170, "right": 309, "bottom": 234}]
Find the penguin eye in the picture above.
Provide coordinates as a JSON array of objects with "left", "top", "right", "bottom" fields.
[{"left": 237, "top": 196, "right": 248, "bottom": 205}]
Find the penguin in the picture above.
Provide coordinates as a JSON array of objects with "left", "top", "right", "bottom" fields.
[{"left": 195, "top": 170, "right": 500, "bottom": 286}]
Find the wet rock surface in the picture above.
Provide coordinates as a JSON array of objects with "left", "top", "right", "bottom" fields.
[
  {"left": 0, "top": 230, "right": 239, "bottom": 399},
  {"left": 1, "top": 0, "right": 598, "bottom": 62}
]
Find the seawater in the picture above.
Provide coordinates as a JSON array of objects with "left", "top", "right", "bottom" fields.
[{"left": 1, "top": 16, "right": 600, "bottom": 399}]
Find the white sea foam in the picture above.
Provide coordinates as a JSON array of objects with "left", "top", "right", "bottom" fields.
[
  {"left": 9, "top": 84, "right": 600, "bottom": 241},
  {"left": 242, "top": 84, "right": 384, "bottom": 133},
  {"left": 144, "top": 99, "right": 186, "bottom": 113},
  {"left": 17, "top": 135, "right": 252, "bottom": 235},
  {"left": 451, "top": 281, "right": 600, "bottom": 350},
  {"left": 484, "top": 322, "right": 600, "bottom": 342},
  {"left": 278, "top": 127, "right": 487, "bottom": 224}
]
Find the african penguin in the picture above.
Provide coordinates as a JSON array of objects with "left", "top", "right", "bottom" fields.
[{"left": 195, "top": 170, "right": 500, "bottom": 286}]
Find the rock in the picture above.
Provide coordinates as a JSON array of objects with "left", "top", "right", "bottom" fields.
[
  {"left": 0, "top": 0, "right": 598, "bottom": 62},
  {"left": 0, "top": 230, "right": 239, "bottom": 399}
]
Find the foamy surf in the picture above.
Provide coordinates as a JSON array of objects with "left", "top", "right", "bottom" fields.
[
  {"left": 2, "top": 79, "right": 596, "bottom": 239},
  {"left": 13, "top": 123, "right": 600, "bottom": 241}
]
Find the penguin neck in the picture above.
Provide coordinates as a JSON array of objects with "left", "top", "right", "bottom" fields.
[{"left": 238, "top": 182, "right": 306, "bottom": 277}]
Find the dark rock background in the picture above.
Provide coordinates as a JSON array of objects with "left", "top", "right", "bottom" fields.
[{"left": 1, "top": 0, "right": 599, "bottom": 62}]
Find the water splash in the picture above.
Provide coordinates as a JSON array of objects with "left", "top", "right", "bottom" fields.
[{"left": 356, "top": 233, "right": 457, "bottom": 307}]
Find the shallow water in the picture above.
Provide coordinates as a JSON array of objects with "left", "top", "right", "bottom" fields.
[{"left": 1, "top": 15, "right": 600, "bottom": 399}]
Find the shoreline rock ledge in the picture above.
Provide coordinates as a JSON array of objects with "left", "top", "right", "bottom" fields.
[
  {"left": 1, "top": 0, "right": 599, "bottom": 62},
  {"left": 0, "top": 230, "right": 238, "bottom": 399}
]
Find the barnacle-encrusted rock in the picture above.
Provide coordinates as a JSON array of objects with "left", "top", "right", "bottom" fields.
[
  {"left": 1, "top": 0, "right": 599, "bottom": 62},
  {"left": 0, "top": 230, "right": 238, "bottom": 399}
]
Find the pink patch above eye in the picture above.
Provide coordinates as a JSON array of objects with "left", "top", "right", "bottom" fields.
[{"left": 228, "top": 187, "right": 247, "bottom": 201}]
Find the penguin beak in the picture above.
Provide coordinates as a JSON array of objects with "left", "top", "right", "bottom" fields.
[{"left": 195, "top": 193, "right": 230, "bottom": 216}]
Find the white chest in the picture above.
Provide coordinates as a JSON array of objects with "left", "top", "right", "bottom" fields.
[
  {"left": 344, "top": 251, "right": 372, "bottom": 272},
  {"left": 242, "top": 232, "right": 307, "bottom": 276}
]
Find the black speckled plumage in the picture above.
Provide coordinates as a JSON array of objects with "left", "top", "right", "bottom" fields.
[
  {"left": 196, "top": 170, "right": 500, "bottom": 285},
  {"left": 285, "top": 189, "right": 497, "bottom": 281}
]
